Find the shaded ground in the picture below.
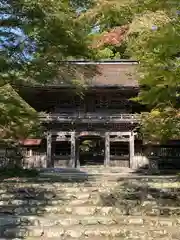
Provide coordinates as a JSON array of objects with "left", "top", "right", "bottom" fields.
[
  {"left": 100, "top": 176, "right": 180, "bottom": 215},
  {"left": 1, "top": 167, "right": 180, "bottom": 238},
  {"left": 0, "top": 168, "right": 90, "bottom": 238}
]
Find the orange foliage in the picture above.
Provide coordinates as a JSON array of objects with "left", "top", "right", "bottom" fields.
[{"left": 92, "top": 25, "right": 129, "bottom": 48}]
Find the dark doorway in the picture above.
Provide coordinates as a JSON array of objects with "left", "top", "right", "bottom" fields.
[
  {"left": 79, "top": 136, "right": 104, "bottom": 166},
  {"left": 52, "top": 141, "right": 71, "bottom": 167},
  {"left": 53, "top": 141, "right": 71, "bottom": 157}
]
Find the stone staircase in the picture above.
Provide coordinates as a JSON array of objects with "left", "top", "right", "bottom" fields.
[{"left": 0, "top": 166, "right": 180, "bottom": 239}]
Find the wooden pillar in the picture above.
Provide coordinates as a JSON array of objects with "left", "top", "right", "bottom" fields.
[
  {"left": 129, "top": 131, "right": 135, "bottom": 169},
  {"left": 104, "top": 132, "right": 110, "bottom": 166},
  {"left": 47, "top": 132, "right": 52, "bottom": 168},
  {"left": 75, "top": 138, "right": 80, "bottom": 168},
  {"left": 29, "top": 149, "right": 33, "bottom": 157},
  {"left": 70, "top": 131, "right": 76, "bottom": 168}
]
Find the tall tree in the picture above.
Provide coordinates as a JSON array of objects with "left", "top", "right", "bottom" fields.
[
  {"left": 83, "top": 0, "right": 180, "bottom": 142},
  {"left": 80, "top": 0, "right": 134, "bottom": 59},
  {"left": 0, "top": 0, "right": 94, "bottom": 140},
  {"left": 127, "top": 0, "right": 180, "bottom": 142}
]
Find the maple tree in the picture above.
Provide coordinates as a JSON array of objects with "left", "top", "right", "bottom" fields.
[{"left": 82, "top": 0, "right": 180, "bottom": 142}]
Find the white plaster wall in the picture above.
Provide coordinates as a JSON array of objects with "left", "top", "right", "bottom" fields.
[
  {"left": 132, "top": 155, "right": 150, "bottom": 170},
  {"left": 22, "top": 155, "right": 47, "bottom": 168}
]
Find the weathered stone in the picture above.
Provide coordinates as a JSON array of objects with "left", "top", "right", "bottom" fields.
[
  {"left": 76, "top": 193, "right": 91, "bottom": 200},
  {"left": 59, "top": 218, "right": 80, "bottom": 226},
  {"left": 98, "top": 217, "right": 116, "bottom": 225},
  {"left": 70, "top": 199, "right": 89, "bottom": 206},
  {"left": 80, "top": 217, "right": 98, "bottom": 225},
  {"left": 99, "top": 206, "right": 113, "bottom": 215},
  {"left": 143, "top": 208, "right": 161, "bottom": 216},
  {"left": 128, "top": 218, "right": 144, "bottom": 225},
  {"left": 4, "top": 227, "right": 44, "bottom": 238},
  {"left": 42, "top": 227, "right": 64, "bottom": 237},
  {"left": 73, "top": 206, "right": 96, "bottom": 215},
  {"left": 14, "top": 207, "right": 39, "bottom": 215},
  {"left": 66, "top": 229, "right": 83, "bottom": 238},
  {"left": 141, "top": 200, "right": 157, "bottom": 207},
  {"left": 0, "top": 169, "right": 180, "bottom": 240},
  {"left": 0, "top": 194, "right": 14, "bottom": 200},
  {"left": 159, "top": 219, "right": 173, "bottom": 226}
]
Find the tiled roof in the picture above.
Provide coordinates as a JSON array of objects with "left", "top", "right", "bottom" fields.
[
  {"left": 15, "top": 61, "right": 139, "bottom": 88},
  {"left": 19, "top": 139, "right": 42, "bottom": 146},
  {"left": 86, "top": 62, "right": 138, "bottom": 87}
]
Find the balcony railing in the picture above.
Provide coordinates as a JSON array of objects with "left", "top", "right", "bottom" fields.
[{"left": 39, "top": 112, "right": 141, "bottom": 123}]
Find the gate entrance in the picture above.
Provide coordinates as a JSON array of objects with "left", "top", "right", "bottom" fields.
[{"left": 79, "top": 136, "right": 104, "bottom": 166}]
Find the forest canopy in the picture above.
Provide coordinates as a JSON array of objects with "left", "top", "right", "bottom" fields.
[
  {"left": 1, "top": 0, "right": 180, "bottom": 142},
  {"left": 82, "top": 0, "right": 180, "bottom": 142}
]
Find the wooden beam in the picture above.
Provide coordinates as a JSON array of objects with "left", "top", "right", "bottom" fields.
[
  {"left": 129, "top": 132, "right": 135, "bottom": 169},
  {"left": 51, "top": 131, "right": 71, "bottom": 136},
  {"left": 110, "top": 138, "right": 129, "bottom": 142},
  {"left": 56, "top": 131, "right": 71, "bottom": 135},
  {"left": 110, "top": 132, "right": 131, "bottom": 136},
  {"left": 70, "top": 132, "right": 76, "bottom": 167},
  {"left": 104, "top": 132, "right": 110, "bottom": 166},
  {"left": 46, "top": 132, "right": 52, "bottom": 167},
  {"left": 78, "top": 131, "right": 103, "bottom": 137}
]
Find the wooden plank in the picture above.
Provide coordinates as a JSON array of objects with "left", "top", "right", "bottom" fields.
[{"left": 104, "top": 132, "right": 110, "bottom": 166}]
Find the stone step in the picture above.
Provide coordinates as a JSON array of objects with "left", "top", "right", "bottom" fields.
[
  {"left": 0, "top": 189, "right": 108, "bottom": 200},
  {"left": 26, "top": 238, "right": 128, "bottom": 240},
  {"left": 0, "top": 188, "right": 179, "bottom": 202},
  {"left": 0, "top": 192, "right": 98, "bottom": 202},
  {"left": 0, "top": 214, "right": 179, "bottom": 228},
  {"left": 1, "top": 174, "right": 178, "bottom": 184},
  {"left": 0, "top": 197, "right": 99, "bottom": 206},
  {"left": 25, "top": 237, "right": 179, "bottom": 240},
  {"left": 2, "top": 224, "right": 180, "bottom": 238},
  {"left": 0, "top": 178, "right": 177, "bottom": 190},
  {"left": 26, "top": 237, "right": 180, "bottom": 240},
  {"left": 0, "top": 173, "right": 127, "bottom": 183},
  {"left": 42, "top": 205, "right": 180, "bottom": 216},
  {"left": 0, "top": 177, "right": 177, "bottom": 189},
  {"left": 1, "top": 180, "right": 178, "bottom": 192},
  {"left": 1, "top": 204, "right": 180, "bottom": 216},
  {"left": 0, "top": 185, "right": 106, "bottom": 192},
  {"left": 25, "top": 238, "right": 130, "bottom": 240},
  {"left": 0, "top": 197, "right": 179, "bottom": 209},
  {"left": 0, "top": 183, "right": 119, "bottom": 191}
]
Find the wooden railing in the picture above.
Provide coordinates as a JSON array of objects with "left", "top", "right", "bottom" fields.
[{"left": 39, "top": 112, "right": 141, "bottom": 123}]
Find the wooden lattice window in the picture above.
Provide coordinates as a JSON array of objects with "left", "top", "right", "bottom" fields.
[
  {"left": 110, "top": 142, "right": 129, "bottom": 157},
  {"left": 95, "top": 95, "right": 110, "bottom": 108}
]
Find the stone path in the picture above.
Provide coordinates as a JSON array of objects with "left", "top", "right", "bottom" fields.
[{"left": 0, "top": 166, "right": 180, "bottom": 239}]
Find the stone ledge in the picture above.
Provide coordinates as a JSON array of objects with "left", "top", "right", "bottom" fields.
[
  {"left": 0, "top": 214, "right": 180, "bottom": 228},
  {"left": 2, "top": 225, "right": 180, "bottom": 238}
]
